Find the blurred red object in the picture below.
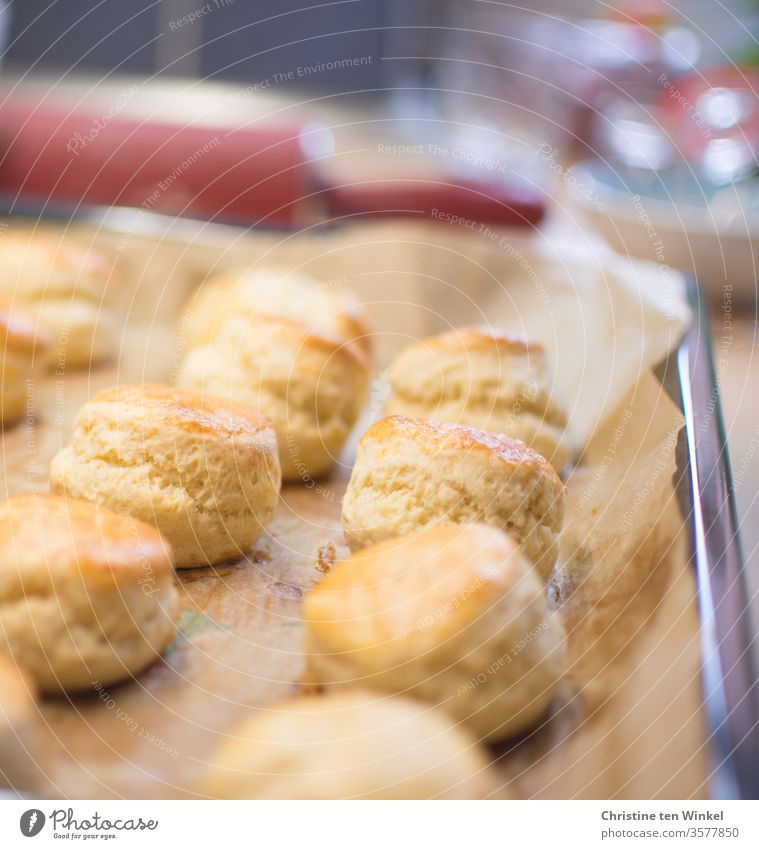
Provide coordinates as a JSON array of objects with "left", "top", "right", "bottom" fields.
[
  {"left": 0, "top": 100, "right": 306, "bottom": 224},
  {"left": 321, "top": 177, "right": 545, "bottom": 228},
  {"left": 0, "top": 97, "right": 545, "bottom": 229},
  {"left": 657, "top": 66, "right": 759, "bottom": 183}
]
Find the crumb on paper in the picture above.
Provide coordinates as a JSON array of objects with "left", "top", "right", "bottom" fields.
[
  {"left": 270, "top": 580, "right": 304, "bottom": 600},
  {"left": 316, "top": 541, "right": 336, "bottom": 574}
]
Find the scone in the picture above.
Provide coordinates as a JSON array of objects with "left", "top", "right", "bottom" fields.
[
  {"left": 0, "top": 654, "right": 38, "bottom": 789},
  {"left": 0, "top": 301, "right": 50, "bottom": 424},
  {"left": 342, "top": 415, "right": 565, "bottom": 579},
  {"left": 176, "top": 314, "right": 370, "bottom": 481},
  {"left": 50, "top": 383, "right": 282, "bottom": 567},
  {"left": 0, "top": 231, "right": 117, "bottom": 368},
  {"left": 386, "top": 326, "right": 569, "bottom": 468},
  {"left": 203, "top": 690, "right": 504, "bottom": 799},
  {"left": 304, "top": 524, "right": 565, "bottom": 741},
  {"left": 180, "top": 266, "right": 370, "bottom": 356},
  {"left": 0, "top": 494, "right": 179, "bottom": 692}
]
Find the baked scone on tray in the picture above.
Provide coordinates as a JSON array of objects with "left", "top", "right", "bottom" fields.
[
  {"left": 177, "top": 313, "right": 370, "bottom": 481},
  {"left": 0, "top": 494, "right": 179, "bottom": 692},
  {"left": 49, "top": 383, "right": 282, "bottom": 567},
  {"left": 0, "top": 230, "right": 117, "bottom": 368},
  {"left": 203, "top": 689, "right": 504, "bottom": 800},
  {"left": 304, "top": 524, "right": 565, "bottom": 741},
  {"left": 386, "top": 325, "right": 569, "bottom": 469},
  {"left": 342, "top": 415, "right": 565, "bottom": 580},
  {"left": 180, "top": 266, "right": 370, "bottom": 356}
]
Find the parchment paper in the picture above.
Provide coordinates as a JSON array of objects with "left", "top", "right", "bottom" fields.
[{"left": 0, "top": 218, "right": 708, "bottom": 799}]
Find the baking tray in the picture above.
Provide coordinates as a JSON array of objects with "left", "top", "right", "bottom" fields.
[
  {"left": 672, "top": 280, "right": 759, "bottom": 800},
  {"left": 0, "top": 205, "right": 756, "bottom": 799}
]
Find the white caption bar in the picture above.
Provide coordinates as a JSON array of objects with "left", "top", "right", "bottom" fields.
[{"left": 2, "top": 799, "right": 758, "bottom": 848}]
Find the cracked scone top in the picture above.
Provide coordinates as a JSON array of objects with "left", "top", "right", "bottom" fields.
[
  {"left": 341, "top": 415, "right": 565, "bottom": 580},
  {"left": 176, "top": 313, "right": 370, "bottom": 481},
  {"left": 49, "top": 383, "right": 282, "bottom": 567},
  {"left": 0, "top": 493, "right": 179, "bottom": 692},
  {"left": 386, "top": 326, "right": 569, "bottom": 468},
  {"left": 180, "top": 266, "right": 370, "bottom": 356},
  {"left": 304, "top": 524, "right": 565, "bottom": 741}
]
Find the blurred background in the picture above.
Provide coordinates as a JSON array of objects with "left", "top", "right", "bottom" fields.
[{"left": 0, "top": 0, "right": 756, "bottom": 594}]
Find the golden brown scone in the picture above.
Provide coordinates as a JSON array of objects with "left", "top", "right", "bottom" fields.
[
  {"left": 0, "top": 231, "right": 117, "bottom": 368},
  {"left": 341, "top": 415, "right": 565, "bottom": 579},
  {"left": 0, "top": 301, "right": 50, "bottom": 424},
  {"left": 176, "top": 314, "right": 370, "bottom": 481},
  {"left": 386, "top": 326, "right": 569, "bottom": 469},
  {"left": 203, "top": 689, "right": 505, "bottom": 799},
  {"left": 180, "top": 266, "right": 370, "bottom": 356},
  {"left": 304, "top": 524, "right": 565, "bottom": 741},
  {"left": 49, "top": 383, "right": 282, "bottom": 567},
  {"left": 0, "top": 494, "right": 179, "bottom": 692}
]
